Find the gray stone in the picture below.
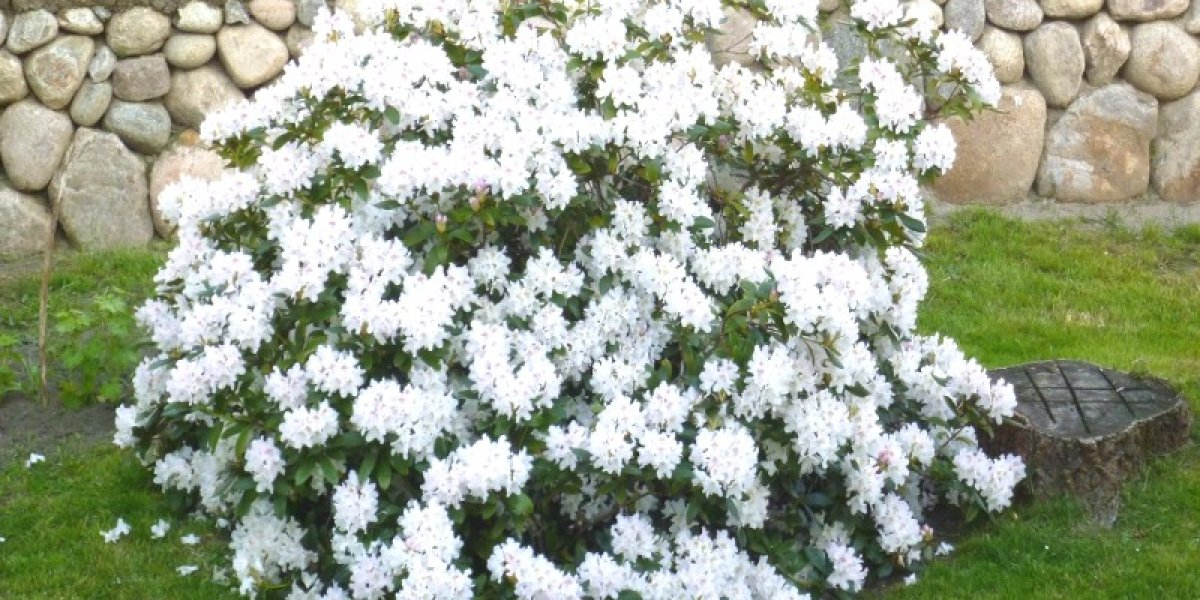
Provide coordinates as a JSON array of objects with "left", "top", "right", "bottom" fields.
[
  {"left": 1081, "top": 13, "right": 1130, "bottom": 86},
  {"left": 944, "top": 0, "right": 985, "bottom": 40},
  {"left": 819, "top": 0, "right": 840, "bottom": 10},
  {"left": 92, "top": 6, "right": 112, "bottom": 21},
  {"left": 50, "top": 127, "right": 153, "bottom": 250},
  {"left": 0, "top": 50, "right": 28, "bottom": 105},
  {"left": 1024, "top": 22, "right": 1084, "bottom": 108},
  {"left": 1037, "top": 83, "right": 1158, "bottom": 202},
  {"left": 0, "top": 100, "right": 74, "bottom": 191},
  {"left": 7, "top": 9, "right": 58, "bottom": 54},
  {"left": 932, "top": 85, "right": 1047, "bottom": 204},
  {"left": 112, "top": 54, "right": 171, "bottom": 101},
  {"left": 1152, "top": 90, "right": 1200, "bottom": 202},
  {"left": 163, "top": 33, "right": 217, "bottom": 68},
  {"left": 296, "top": 0, "right": 325, "bottom": 26},
  {"left": 979, "top": 26, "right": 1024, "bottom": 84},
  {"left": 1041, "top": 0, "right": 1103, "bottom": 18},
  {"left": 107, "top": 7, "right": 171, "bottom": 57},
  {"left": 0, "top": 186, "right": 51, "bottom": 256},
  {"left": 149, "top": 143, "right": 226, "bottom": 236},
  {"left": 0, "top": 184, "right": 51, "bottom": 255},
  {"left": 0, "top": 14, "right": 8, "bottom": 49},
  {"left": 249, "top": 0, "right": 297, "bottom": 30},
  {"left": 88, "top": 45, "right": 116, "bottom": 82},
  {"left": 103, "top": 100, "right": 171, "bottom": 154},
  {"left": 226, "top": 0, "right": 251, "bottom": 24},
  {"left": 176, "top": 0, "right": 224, "bottom": 33},
  {"left": 217, "top": 23, "right": 288, "bottom": 88},
  {"left": 1123, "top": 22, "right": 1200, "bottom": 102},
  {"left": 69, "top": 80, "right": 112, "bottom": 127},
  {"left": 985, "top": 0, "right": 1042, "bottom": 31},
  {"left": 164, "top": 65, "right": 245, "bottom": 128},
  {"left": 24, "top": 35, "right": 95, "bottom": 110},
  {"left": 285, "top": 24, "right": 314, "bottom": 58},
  {"left": 1107, "top": 0, "right": 1188, "bottom": 21},
  {"left": 57, "top": 7, "right": 104, "bottom": 35}
]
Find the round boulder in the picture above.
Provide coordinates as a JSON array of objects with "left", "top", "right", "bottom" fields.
[
  {"left": 176, "top": 1, "right": 225, "bottom": 33},
  {"left": 0, "top": 186, "right": 52, "bottom": 256},
  {"left": 6, "top": 10, "right": 58, "bottom": 55},
  {"left": 88, "top": 45, "right": 117, "bottom": 82},
  {"left": 112, "top": 54, "right": 172, "bottom": 101},
  {"left": 1081, "top": 13, "right": 1131, "bottom": 86},
  {"left": 944, "top": 0, "right": 986, "bottom": 41},
  {"left": 107, "top": 7, "right": 171, "bottom": 57},
  {"left": 217, "top": 23, "right": 289, "bottom": 88},
  {"left": 149, "top": 144, "right": 227, "bottom": 236},
  {"left": 0, "top": 99, "right": 75, "bottom": 191},
  {"left": 1037, "top": 83, "right": 1158, "bottom": 202},
  {"left": 932, "top": 85, "right": 1047, "bottom": 204},
  {"left": 249, "top": 0, "right": 297, "bottom": 30},
  {"left": 1107, "top": 0, "right": 1188, "bottom": 21},
  {"left": 1151, "top": 90, "right": 1200, "bottom": 202},
  {"left": 164, "top": 65, "right": 246, "bottom": 128},
  {"left": 286, "top": 24, "right": 315, "bottom": 58},
  {"left": 57, "top": 7, "right": 104, "bottom": 35},
  {"left": 1122, "top": 22, "right": 1200, "bottom": 102},
  {"left": 69, "top": 80, "right": 112, "bottom": 127},
  {"left": 0, "top": 50, "right": 28, "bottom": 105},
  {"left": 103, "top": 100, "right": 172, "bottom": 154},
  {"left": 1024, "top": 22, "right": 1085, "bottom": 108},
  {"left": 979, "top": 26, "right": 1024, "bottom": 84},
  {"left": 985, "top": 0, "right": 1042, "bottom": 31},
  {"left": 50, "top": 127, "right": 154, "bottom": 250},
  {"left": 163, "top": 33, "right": 217, "bottom": 69},
  {"left": 1042, "top": 0, "right": 1103, "bottom": 18},
  {"left": 24, "top": 35, "right": 95, "bottom": 111}
]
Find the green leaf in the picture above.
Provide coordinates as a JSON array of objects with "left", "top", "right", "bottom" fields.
[{"left": 508, "top": 493, "right": 534, "bottom": 517}]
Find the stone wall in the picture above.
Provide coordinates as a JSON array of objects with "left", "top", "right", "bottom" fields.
[
  {"left": 0, "top": 0, "right": 323, "bottom": 255},
  {"left": 3, "top": 1, "right": 1199, "bottom": 256},
  {"left": 925, "top": 0, "right": 1200, "bottom": 204}
]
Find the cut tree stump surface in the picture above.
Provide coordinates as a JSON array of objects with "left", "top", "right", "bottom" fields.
[{"left": 988, "top": 360, "right": 1192, "bottom": 526}]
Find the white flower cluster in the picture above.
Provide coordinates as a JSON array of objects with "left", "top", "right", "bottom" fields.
[{"left": 117, "top": 0, "right": 1021, "bottom": 597}]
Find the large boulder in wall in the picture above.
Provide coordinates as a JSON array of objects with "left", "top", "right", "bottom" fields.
[
  {"left": 49, "top": 128, "right": 154, "bottom": 250},
  {"left": 931, "top": 85, "right": 1047, "bottom": 204},
  {"left": 1152, "top": 90, "right": 1200, "bottom": 202},
  {"left": 0, "top": 185, "right": 52, "bottom": 256},
  {"left": 1037, "top": 83, "right": 1158, "bottom": 202},
  {"left": 0, "top": 99, "right": 74, "bottom": 191},
  {"left": 164, "top": 64, "right": 245, "bottom": 128}
]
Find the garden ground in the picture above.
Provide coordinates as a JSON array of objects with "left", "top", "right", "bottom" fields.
[{"left": 0, "top": 210, "right": 1197, "bottom": 598}]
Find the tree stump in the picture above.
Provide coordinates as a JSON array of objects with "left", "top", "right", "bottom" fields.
[{"left": 986, "top": 360, "right": 1193, "bottom": 526}]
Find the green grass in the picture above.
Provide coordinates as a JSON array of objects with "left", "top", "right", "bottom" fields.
[
  {"left": 0, "top": 245, "right": 168, "bottom": 334},
  {"left": 1, "top": 212, "right": 1198, "bottom": 597},
  {"left": 0, "top": 441, "right": 237, "bottom": 599},
  {"left": 882, "top": 210, "right": 1200, "bottom": 599}
]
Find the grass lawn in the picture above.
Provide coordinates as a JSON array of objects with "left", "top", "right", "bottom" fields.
[{"left": 0, "top": 210, "right": 1197, "bottom": 597}]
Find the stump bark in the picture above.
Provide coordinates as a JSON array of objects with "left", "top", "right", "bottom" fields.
[{"left": 986, "top": 360, "right": 1193, "bottom": 526}]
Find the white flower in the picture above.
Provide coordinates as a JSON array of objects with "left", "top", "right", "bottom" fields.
[
  {"left": 102, "top": 518, "right": 131, "bottom": 544},
  {"left": 150, "top": 519, "right": 171, "bottom": 539}
]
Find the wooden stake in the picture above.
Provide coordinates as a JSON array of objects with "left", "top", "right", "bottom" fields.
[{"left": 37, "top": 176, "right": 65, "bottom": 406}]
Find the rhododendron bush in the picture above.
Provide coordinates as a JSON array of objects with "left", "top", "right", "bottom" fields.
[{"left": 116, "top": 0, "right": 1025, "bottom": 597}]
